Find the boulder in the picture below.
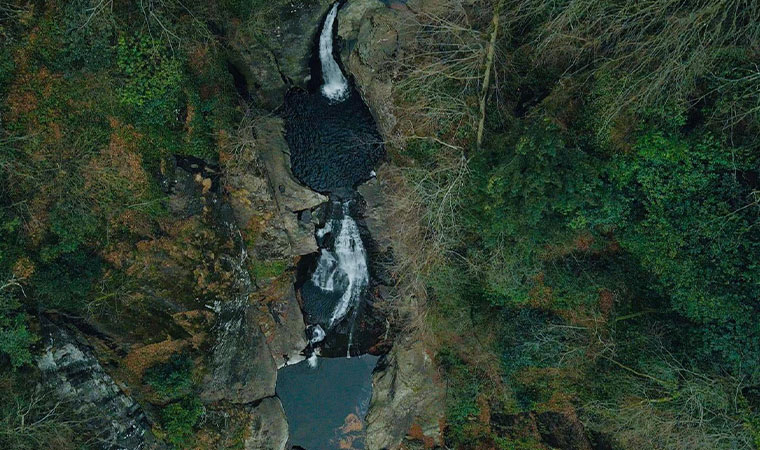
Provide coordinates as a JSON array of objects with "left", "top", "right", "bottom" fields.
[
  {"left": 201, "top": 300, "right": 277, "bottom": 404},
  {"left": 365, "top": 335, "right": 445, "bottom": 450},
  {"left": 244, "top": 397, "right": 289, "bottom": 450},
  {"left": 255, "top": 283, "right": 309, "bottom": 368}
]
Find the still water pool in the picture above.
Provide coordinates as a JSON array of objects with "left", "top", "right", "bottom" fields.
[{"left": 276, "top": 355, "right": 380, "bottom": 449}]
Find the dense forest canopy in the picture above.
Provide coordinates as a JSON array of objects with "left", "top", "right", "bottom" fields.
[
  {"left": 0, "top": 0, "right": 759, "bottom": 448},
  {"left": 388, "top": 0, "right": 760, "bottom": 447}
]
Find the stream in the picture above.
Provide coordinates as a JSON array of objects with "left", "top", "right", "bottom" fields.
[{"left": 275, "top": 3, "right": 386, "bottom": 448}]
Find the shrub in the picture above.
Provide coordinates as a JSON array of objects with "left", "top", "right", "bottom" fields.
[
  {"left": 160, "top": 397, "right": 203, "bottom": 449},
  {"left": 144, "top": 353, "right": 194, "bottom": 402},
  {"left": 116, "top": 34, "right": 184, "bottom": 127},
  {"left": 0, "top": 282, "right": 37, "bottom": 369}
]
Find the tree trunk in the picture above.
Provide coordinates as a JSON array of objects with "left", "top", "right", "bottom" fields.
[{"left": 476, "top": 0, "right": 503, "bottom": 150}]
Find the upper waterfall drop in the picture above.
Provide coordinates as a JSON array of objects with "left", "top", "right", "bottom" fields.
[{"left": 319, "top": 3, "right": 349, "bottom": 102}]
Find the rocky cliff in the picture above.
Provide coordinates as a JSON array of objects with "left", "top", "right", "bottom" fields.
[{"left": 338, "top": 2, "right": 449, "bottom": 448}]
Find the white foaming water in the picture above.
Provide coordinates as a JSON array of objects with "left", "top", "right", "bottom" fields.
[
  {"left": 319, "top": 3, "right": 349, "bottom": 102},
  {"left": 311, "top": 203, "right": 368, "bottom": 328},
  {"left": 307, "top": 353, "right": 319, "bottom": 368},
  {"left": 310, "top": 325, "right": 326, "bottom": 344},
  {"left": 312, "top": 252, "right": 337, "bottom": 292}
]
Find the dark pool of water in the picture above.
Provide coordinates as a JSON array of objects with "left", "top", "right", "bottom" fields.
[
  {"left": 277, "top": 355, "right": 379, "bottom": 450},
  {"left": 283, "top": 87, "right": 384, "bottom": 193}
]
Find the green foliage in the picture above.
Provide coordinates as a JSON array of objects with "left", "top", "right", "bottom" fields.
[
  {"left": 160, "top": 397, "right": 203, "bottom": 449},
  {"left": 41, "top": 202, "right": 99, "bottom": 262},
  {"left": 493, "top": 436, "right": 546, "bottom": 450},
  {"left": 61, "top": 0, "right": 116, "bottom": 73},
  {"left": 144, "top": 353, "right": 194, "bottom": 402},
  {"left": 249, "top": 259, "right": 287, "bottom": 281},
  {"left": 472, "top": 121, "right": 595, "bottom": 241},
  {"left": 116, "top": 34, "right": 184, "bottom": 127},
  {"left": 144, "top": 353, "right": 203, "bottom": 447},
  {"left": 32, "top": 250, "right": 101, "bottom": 313},
  {"left": 0, "top": 212, "right": 21, "bottom": 275},
  {"left": 437, "top": 347, "right": 484, "bottom": 445},
  {"left": 0, "top": 45, "right": 14, "bottom": 94},
  {"left": 607, "top": 130, "right": 760, "bottom": 376},
  {"left": 0, "top": 283, "right": 37, "bottom": 369}
]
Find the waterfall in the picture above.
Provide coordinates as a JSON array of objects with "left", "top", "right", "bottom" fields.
[
  {"left": 311, "top": 203, "right": 368, "bottom": 328},
  {"left": 319, "top": 3, "right": 349, "bottom": 102}
]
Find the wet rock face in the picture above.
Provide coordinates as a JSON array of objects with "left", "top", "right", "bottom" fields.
[
  {"left": 339, "top": 1, "right": 401, "bottom": 137},
  {"left": 244, "top": 397, "right": 289, "bottom": 450},
  {"left": 201, "top": 300, "right": 277, "bottom": 404},
  {"left": 38, "top": 325, "right": 163, "bottom": 450},
  {"left": 365, "top": 336, "right": 445, "bottom": 449},
  {"left": 284, "top": 87, "right": 384, "bottom": 193}
]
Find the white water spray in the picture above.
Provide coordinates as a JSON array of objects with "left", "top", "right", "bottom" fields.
[
  {"left": 311, "top": 203, "right": 368, "bottom": 328},
  {"left": 310, "top": 325, "right": 326, "bottom": 344},
  {"left": 319, "top": 3, "right": 349, "bottom": 102}
]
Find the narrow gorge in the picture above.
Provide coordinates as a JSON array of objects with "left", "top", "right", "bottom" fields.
[{"left": 274, "top": 2, "right": 386, "bottom": 448}]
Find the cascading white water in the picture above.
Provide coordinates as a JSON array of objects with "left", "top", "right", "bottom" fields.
[
  {"left": 319, "top": 3, "right": 349, "bottom": 102},
  {"left": 310, "top": 325, "right": 326, "bottom": 344},
  {"left": 311, "top": 203, "right": 368, "bottom": 328}
]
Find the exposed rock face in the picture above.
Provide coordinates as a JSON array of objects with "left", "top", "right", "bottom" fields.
[
  {"left": 255, "top": 117, "right": 327, "bottom": 214},
  {"left": 339, "top": 0, "right": 401, "bottom": 137},
  {"left": 337, "top": 4, "right": 452, "bottom": 448},
  {"left": 255, "top": 284, "right": 309, "bottom": 368},
  {"left": 357, "top": 166, "right": 393, "bottom": 255},
  {"left": 365, "top": 336, "right": 445, "bottom": 450},
  {"left": 228, "top": 0, "right": 333, "bottom": 109},
  {"left": 201, "top": 299, "right": 278, "bottom": 404},
  {"left": 244, "top": 397, "right": 289, "bottom": 450},
  {"left": 38, "top": 325, "right": 163, "bottom": 450},
  {"left": 225, "top": 116, "right": 326, "bottom": 259}
]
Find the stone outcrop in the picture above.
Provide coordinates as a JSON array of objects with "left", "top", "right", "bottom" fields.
[
  {"left": 339, "top": 0, "right": 401, "bottom": 137},
  {"left": 228, "top": 0, "right": 333, "bottom": 109},
  {"left": 338, "top": 4, "right": 450, "bottom": 449},
  {"left": 225, "top": 116, "right": 326, "bottom": 259},
  {"left": 244, "top": 397, "right": 289, "bottom": 450},
  {"left": 365, "top": 335, "right": 445, "bottom": 450},
  {"left": 222, "top": 116, "right": 320, "bottom": 370},
  {"left": 357, "top": 165, "right": 393, "bottom": 255},
  {"left": 38, "top": 324, "right": 163, "bottom": 450},
  {"left": 201, "top": 298, "right": 278, "bottom": 404},
  {"left": 255, "top": 283, "right": 309, "bottom": 368}
]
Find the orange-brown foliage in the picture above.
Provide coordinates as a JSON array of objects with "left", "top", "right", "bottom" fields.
[
  {"left": 599, "top": 289, "right": 615, "bottom": 318},
  {"left": 123, "top": 338, "right": 188, "bottom": 378}
]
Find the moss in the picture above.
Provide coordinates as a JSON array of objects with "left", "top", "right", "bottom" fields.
[{"left": 248, "top": 259, "right": 287, "bottom": 282}]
